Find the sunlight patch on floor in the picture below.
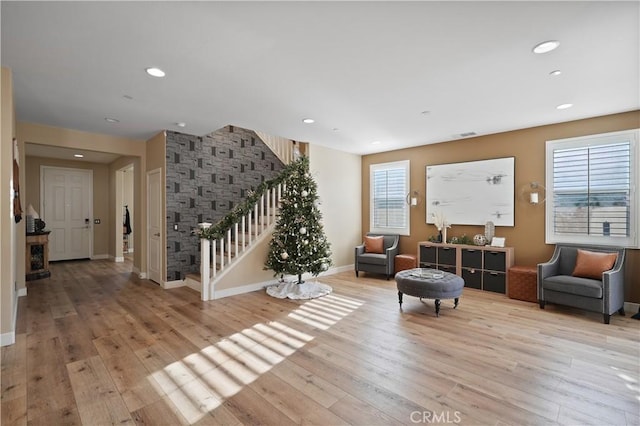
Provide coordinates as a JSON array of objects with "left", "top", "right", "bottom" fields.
[
  {"left": 610, "top": 365, "right": 640, "bottom": 403},
  {"left": 148, "top": 293, "right": 364, "bottom": 424}
]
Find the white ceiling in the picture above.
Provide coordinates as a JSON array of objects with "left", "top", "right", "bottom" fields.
[{"left": 2, "top": 1, "right": 638, "bottom": 156}]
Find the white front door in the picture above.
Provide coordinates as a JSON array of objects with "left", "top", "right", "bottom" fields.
[
  {"left": 147, "top": 169, "right": 162, "bottom": 284},
  {"left": 42, "top": 167, "right": 92, "bottom": 261}
]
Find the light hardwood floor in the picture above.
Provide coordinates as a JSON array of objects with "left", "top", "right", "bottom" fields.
[{"left": 2, "top": 259, "right": 639, "bottom": 425}]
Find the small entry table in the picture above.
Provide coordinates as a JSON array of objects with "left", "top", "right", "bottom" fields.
[
  {"left": 26, "top": 231, "right": 51, "bottom": 281},
  {"left": 395, "top": 268, "right": 464, "bottom": 316}
]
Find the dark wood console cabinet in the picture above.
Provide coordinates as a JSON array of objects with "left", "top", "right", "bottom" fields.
[
  {"left": 418, "top": 242, "right": 514, "bottom": 294},
  {"left": 26, "top": 232, "right": 51, "bottom": 281}
]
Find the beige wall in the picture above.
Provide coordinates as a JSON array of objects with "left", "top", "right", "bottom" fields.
[
  {"left": 109, "top": 156, "right": 144, "bottom": 270},
  {"left": 362, "top": 111, "right": 640, "bottom": 302},
  {"left": 146, "top": 131, "right": 166, "bottom": 282},
  {"left": 25, "top": 157, "right": 110, "bottom": 257},
  {"left": 214, "top": 233, "right": 276, "bottom": 292},
  {"left": 123, "top": 167, "right": 134, "bottom": 251},
  {"left": 309, "top": 143, "right": 362, "bottom": 268},
  {"left": 18, "top": 122, "right": 146, "bottom": 156},
  {"left": 18, "top": 122, "right": 146, "bottom": 273},
  {"left": 1, "top": 67, "right": 18, "bottom": 342}
]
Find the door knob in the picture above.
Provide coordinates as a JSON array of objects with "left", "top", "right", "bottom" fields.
[{"left": 154, "top": 233, "right": 160, "bottom": 237}]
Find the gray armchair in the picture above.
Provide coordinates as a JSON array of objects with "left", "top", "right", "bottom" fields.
[
  {"left": 355, "top": 233, "right": 400, "bottom": 280},
  {"left": 538, "top": 244, "right": 626, "bottom": 324}
]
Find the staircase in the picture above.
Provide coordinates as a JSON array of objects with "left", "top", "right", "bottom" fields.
[{"left": 190, "top": 137, "right": 301, "bottom": 301}]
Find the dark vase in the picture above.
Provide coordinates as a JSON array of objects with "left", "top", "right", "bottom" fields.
[{"left": 437, "top": 231, "right": 443, "bottom": 243}]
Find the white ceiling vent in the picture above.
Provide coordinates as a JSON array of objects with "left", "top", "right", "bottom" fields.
[{"left": 459, "top": 132, "right": 477, "bottom": 138}]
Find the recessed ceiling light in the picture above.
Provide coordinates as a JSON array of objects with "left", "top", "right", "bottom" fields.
[
  {"left": 556, "top": 103, "right": 573, "bottom": 110},
  {"left": 74, "top": 154, "right": 84, "bottom": 158},
  {"left": 105, "top": 117, "right": 120, "bottom": 123},
  {"left": 176, "top": 122, "right": 186, "bottom": 128},
  {"left": 302, "top": 118, "right": 315, "bottom": 124},
  {"left": 549, "top": 70, "right": 562, "bottom": 76},
  {"left": 145, "top": 67, "right": 166, "bottom": 77},
  {"left": 532, "top": 40, "right": 560, "bottom": 54},
  {"left": 371, "top": 141, "right": 381, "bottom": 145}
]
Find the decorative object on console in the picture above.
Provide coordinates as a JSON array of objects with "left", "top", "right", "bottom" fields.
[
  {"left": 26, "top": 204, "right": 39, "bottom": 233},
  {"left": 34, "top": 218, "right": 46, "bottom": 233},
  {"left": 473, "top": 234, "right": 487, "bottom": 246},
  {"left": 432, "top": 211, "right": 450, "bottom": 244},
  {"left": 450, "top": 235, "right": 473, "bottom": 245},
  {"left": 491, "top": 237, "right": 506, "bottom": 247},
  {"left": 484, "top": 221, "right": 495, "bottom": 242}
]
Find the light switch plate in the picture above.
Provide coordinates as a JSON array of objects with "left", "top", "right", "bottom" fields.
[{"left": 94, "top": 219, "right": 100, "bottom": 224}]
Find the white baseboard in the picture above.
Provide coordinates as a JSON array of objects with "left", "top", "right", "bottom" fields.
[
  {"left": 91, "top": 254, "right": 109, "bottom": 260},
  {"left": 114, "top": 256, "right": 124, "bottom": 263},
  {"left": 17, "top": 287, "right": 27, "bottom": 297},
  {"left": 132, "top": 266, "right": 147, "bottom": 279},
  {"left": 624, "top": 301, "right": 639, "bottom": 315},
  {"left": 215, "top": 281, "right": 271, "bottom": 299},
  {"left": 2, "top": 286, "right": 20, "bottom": 347},
  {"left": 0, "top": 331, "right": 15, "bottom": 347},
  {"left": 323, "top": 264, "right": 354, "bottom": 275},
  {"left": 162, "top": 280, "right": 184, "bottom": 289}
]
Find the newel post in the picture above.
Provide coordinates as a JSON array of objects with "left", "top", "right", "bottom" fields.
[{"left": 198, "top": 223, "right": 212, "bottom": 301}]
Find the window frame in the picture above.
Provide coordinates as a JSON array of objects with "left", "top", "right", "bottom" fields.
[
  {"left": 370, "top": 160, "right": 411, "bottom": 236},
  {"left": 545, "top": 129, "right": 639, "bottom": 248}
]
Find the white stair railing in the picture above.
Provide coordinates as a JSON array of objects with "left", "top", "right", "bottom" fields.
[
  {"left": 254, "top": 131, "right": 296, "bottom": 165},
  {"left": 199, "top": 183, "right": 284, "bottom": 301}
]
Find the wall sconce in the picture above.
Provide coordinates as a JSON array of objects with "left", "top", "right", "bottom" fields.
[
  {"left": 406, "top": 190, "right": 421, "bottom": 207},
  {"left": 522, "top": 182, "right": 545, "bottom": 205}
]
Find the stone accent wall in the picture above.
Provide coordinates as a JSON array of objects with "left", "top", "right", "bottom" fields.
[{"left": 165, "top": 126, "right": 285, "bottom": 280}]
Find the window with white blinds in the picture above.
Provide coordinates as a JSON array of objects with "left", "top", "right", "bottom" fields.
[
  {"left": 370, "top": 160, "right": 410, "bottom": 235},
  {"left": 546, "top": 129, "right": 639, "bottom": 248}
]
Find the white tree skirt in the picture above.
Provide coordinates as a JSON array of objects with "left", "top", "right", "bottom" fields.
[{"left": 266, "top": 280, "right": 332, "bottom": 300}]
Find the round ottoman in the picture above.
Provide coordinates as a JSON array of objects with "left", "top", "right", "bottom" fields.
[{"left": 395, "top": 268, "right": 464, "bottom": 316}]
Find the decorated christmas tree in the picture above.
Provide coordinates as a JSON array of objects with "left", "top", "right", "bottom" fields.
[{"left": 265, "top": 156, "right": 332, "bottom": 292}]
